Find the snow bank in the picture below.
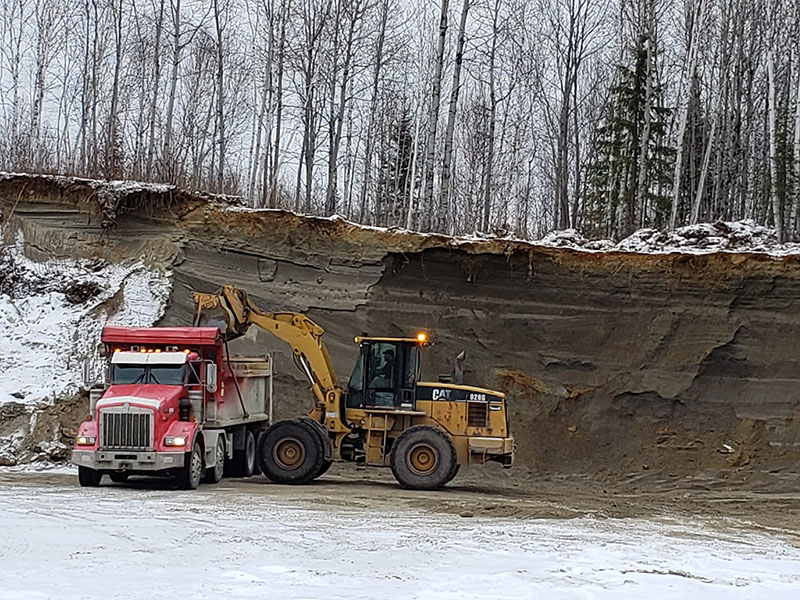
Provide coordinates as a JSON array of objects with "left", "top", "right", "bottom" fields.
[
  {"left": 0, "top": 234, "right": 171, "bottom": 408},
  {"left": 533, "top": 220, "right": 800, "bottom": 256}
]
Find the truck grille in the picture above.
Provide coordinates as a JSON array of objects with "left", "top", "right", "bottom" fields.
[
  {"left": 101, "top": 409, "right": 153, "bottom": 450},
  {"left": 467, "top": 402, "right": 489, "bottom": 428}
]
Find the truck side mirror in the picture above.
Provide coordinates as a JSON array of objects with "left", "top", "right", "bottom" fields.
[
  {"left": 206, "top": 363, "right": 218, "bottom": 393},
  {"left": 81, "top": 360, "right": 93, "bottom": 391}
]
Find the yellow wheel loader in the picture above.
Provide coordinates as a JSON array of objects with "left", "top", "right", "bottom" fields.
[{"left": 193, "top": 285, "right": 514, "bottom": 489}]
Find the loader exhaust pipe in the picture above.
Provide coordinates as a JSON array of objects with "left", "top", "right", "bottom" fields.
[{"left": 454, "top": 351, "right": 466, "bottom": 385}]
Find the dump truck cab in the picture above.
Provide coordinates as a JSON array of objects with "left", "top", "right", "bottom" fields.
[{"left": 72, "top": 326, "right": 272, "bottom": 489}]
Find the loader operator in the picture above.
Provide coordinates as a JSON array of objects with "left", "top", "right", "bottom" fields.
[{"left": 371, "top": 348, "right": 396, "bottom": 406}]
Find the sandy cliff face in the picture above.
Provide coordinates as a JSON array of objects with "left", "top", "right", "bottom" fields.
[{"left": 2, "top": 173, "right": 799, "bottom": 486}]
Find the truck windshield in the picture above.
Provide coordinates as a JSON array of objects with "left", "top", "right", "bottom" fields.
[
  {"left": 111, "top": 365, "right": 147, "bottom": 384},
  {"left": 111, "top": 364, "right": 186, "bottom": 386},
  {"left": 149, "top": 365, "right": 186, "bottom": 385}
]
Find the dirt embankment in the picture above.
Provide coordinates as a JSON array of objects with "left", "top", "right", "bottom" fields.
[{"left": 2, "top": 173, "right": 800, "bottom": 493}]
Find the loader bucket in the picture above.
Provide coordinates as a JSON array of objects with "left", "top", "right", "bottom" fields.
[{"left": 193, "top": 292, "right": 237, "bottom": 337}]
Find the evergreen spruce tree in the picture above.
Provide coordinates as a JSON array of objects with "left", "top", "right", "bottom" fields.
[{"left": 584, "top": 34, "right": 673, "bottom": 238}]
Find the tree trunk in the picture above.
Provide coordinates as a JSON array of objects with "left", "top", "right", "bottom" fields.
[
  {"left": 792, "top": 50, "right": 800, "bottom": 238},
  {"left": 269, "top": 0, "right": 288, "bottom": 208},
  {"left": 358, "top": 0, "right": 388, "bottom": 222},
  {"left": 438, "top": 0, "right": 470, "bottom": 232},
  {"left": 163, "top": 0, "right": 181, "bottom": 182},
  {"left": 635, "top": 3, "right": 654, "bottom": 227},
  {"left": 482, "top": 0, "right": 500, "bottom": 232},
  {"left": 145, "top": 0, "right": 166, "bottom": 179},
  {"left": 419, "top": 0, "right": 450, "bottom": 231},
  {"left": 213, "top": 0, "right": 226, "bottom": 192},
  {"left": 669, "top": 0, "right": 705, "bottom": 229},
  {"left": 106, "top": 0, "right": 124, "bottom": 178},
  {"left": 326, "top": 2, "right": 362, "bottom": 216}
]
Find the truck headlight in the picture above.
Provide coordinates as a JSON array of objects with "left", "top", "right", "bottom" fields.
[
  {"left": 76, "top": 436, "right": 96, "bottom": 445},
  {"left": 164, "top": 436, "right": 187, "bottom": 447}
]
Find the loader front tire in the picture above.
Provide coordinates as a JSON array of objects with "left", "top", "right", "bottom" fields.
[
  {"left": 391, "top": 426, "right": 457, "bottom": 490},
  {"left": 78, "top": 466, "right": 102, "bottom": 487},
  {"left": 258, "top": 420, "right": 324, "bottom": 485}
]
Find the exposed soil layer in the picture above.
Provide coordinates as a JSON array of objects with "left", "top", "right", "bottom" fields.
[{"left": 2, "top": 173, "right": 800, "bottom": 494}]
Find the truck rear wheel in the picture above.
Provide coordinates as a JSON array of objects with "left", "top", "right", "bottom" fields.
[
  {"left": 258, "top": 420, "right": 324, "bottom": 485},
  {"left": 390, "top": 426, "right": 457, "bottom": 490},
  {"left": 109, "top": 472, "right": 129, "bottom": 484},
  {"left": 177, "top": 441, "right": 203, "bottom": 490},
  {"left": 229, "top": 430, "right": 257, "bottom": 478},
  {"left": 78, "top": 466, "right": 102, "bottom": 487}
]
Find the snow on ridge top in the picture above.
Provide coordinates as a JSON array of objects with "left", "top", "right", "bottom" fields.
[
  {"left": 0, "top": 171, "right": 244, "bottom": 206},
  {"left": 533, "top": 220, "right": 800, "bottom": 257},
  {"left": 0, "top": 170, "right": 173, "bottom": 194},
  {"left": 5, "top": 171, "right": 795, "bottom": 257},
  {"left": 220, "top": 206, "right": 800, "bottom": 257}
]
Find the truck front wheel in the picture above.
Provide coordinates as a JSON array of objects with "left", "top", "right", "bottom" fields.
[
  {"left": 78, "top": 466, "right": 102, "bottom": 487},
  {"left": 177, "top": 441, "right": 203, "bottom": 490},
  {"left": 258, "top": 420, "right": 324, "bottom": 485}
]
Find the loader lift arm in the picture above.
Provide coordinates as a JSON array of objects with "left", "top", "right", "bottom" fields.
[{"left": 193, "top": 285, "right": 349, "bottom": 433}]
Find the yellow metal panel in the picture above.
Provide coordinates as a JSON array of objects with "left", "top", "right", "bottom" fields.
[{"left": 417, "top": 382, "right": 506, "bottom": 398}]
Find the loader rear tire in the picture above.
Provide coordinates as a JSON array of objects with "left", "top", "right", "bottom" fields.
[
  {"left": 258, "top": 420, "right": 324, "bottom": 485},
  {"left": 390, "top": 426, "right": 457, "bottom": 490},
  {"left": 78, "top": 467, "right": 102, "bottom": 487},
  {"left": 229, "top": 430, "right": 257, "bottom": 478}
]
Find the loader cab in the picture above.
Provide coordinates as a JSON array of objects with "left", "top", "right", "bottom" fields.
[{"left": 346, "top": 336, "right": 426, "bottom": 411}]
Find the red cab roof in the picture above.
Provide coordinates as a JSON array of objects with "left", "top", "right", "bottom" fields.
[{"left": 101, "top": 326, "right": 222, "bottom": 346}]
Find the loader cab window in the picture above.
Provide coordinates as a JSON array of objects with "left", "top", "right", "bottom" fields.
[
  {"left": 345, "top": 341, "right": 419, "bottom": 410},
  {"left": 368, "top": 343, "right": 397, "bottom": 407},
  {"left": 346, "top": 352, "right": 365, "bottom": 408}
]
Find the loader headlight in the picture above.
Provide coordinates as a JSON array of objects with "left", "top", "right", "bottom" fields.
[
  {"left": 164, "top": 436, "right": 187, "bottom": 447},
  {"left": 76, "top": 436, "right": 96, "bottom": 446}
]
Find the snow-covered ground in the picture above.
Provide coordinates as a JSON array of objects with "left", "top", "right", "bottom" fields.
[{"left": 0, "top": 477, "right": 798, "bottom": 599}]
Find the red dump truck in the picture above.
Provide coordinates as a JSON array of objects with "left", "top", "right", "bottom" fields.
[{"left": 71, "top": 326, "right": 272, "bottom": 489}]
